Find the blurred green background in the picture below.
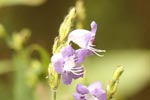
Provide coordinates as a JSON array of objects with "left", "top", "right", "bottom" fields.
[{"left": 0, "top": 0, "right": 149, "bottom": 100}]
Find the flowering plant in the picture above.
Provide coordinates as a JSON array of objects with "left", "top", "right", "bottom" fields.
[{"left": 48, "top": 1, "right": 124, "bottom": 100}]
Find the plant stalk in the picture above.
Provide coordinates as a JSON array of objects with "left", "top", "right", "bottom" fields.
[{"left": 51, "top": 89, "right": 57, "bottom": 100}]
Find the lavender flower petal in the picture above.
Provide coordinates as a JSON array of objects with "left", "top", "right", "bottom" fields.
[
  {"left": 60, "top": 45, "right": 75, "bottom": 58},
  {"left": 76, "top": 84, "right": 89, "bottom": 94},
  {"left": 61, "top": 72, "right": 73, "bottom": 85},
  {"left": 75, "top": 49, "right": 92, "bottom": 63},
  {"left": 88, "top": 81, "right": 103, "bottom": 91},
  {"left": 51, "top": 45, "right": 88, "bottom": 85},
  {"left": 88, "top": 82, "right": 106, "bottom": 100},
  {"left": 68, "top": 29, "right": 92, "bottom": 48},
  {"left": 91, "top": 21, "right": 97, "bottom": 33},
  {"left": 73, "top": 82, "right": 106, "bottom": 100},
  {"left": 73, "top": 93, "right": 85, "bottom": 100},
  {"left": 68, "top": 21, "right": 105, "bottom": 57},
  {"left": 51, "top": 53, "right": 64, "bottom": 73},
  {"left": 90, "top": 89, "right": 106, "bottom": 100}
]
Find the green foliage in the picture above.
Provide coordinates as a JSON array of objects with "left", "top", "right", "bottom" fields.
[
  {"left": 29, "top": 44, "right": 50, "bottom": 75},
  {"left": 0, "top": 22, "right": 50, "bottom": 100},
  {"left": 8, "top": 29, "right": 31, "bottom": 51},
  {"left": 13, "top": 50, "right": 33, "bottom": 100}
]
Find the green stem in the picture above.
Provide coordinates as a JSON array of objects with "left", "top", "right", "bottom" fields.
[{"left": 51, "top": 89, "right": 57, "bottom": 100}]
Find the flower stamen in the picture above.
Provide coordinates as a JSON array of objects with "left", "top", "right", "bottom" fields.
[
  {"left": 71, "top": 71, "right": 84, "bottom": 76},
  {"left": 88, "top": 46, "right": 105, "bottom": 57},
  {"left": 71, "top": 66, "right": 84, "bottom": 76}
]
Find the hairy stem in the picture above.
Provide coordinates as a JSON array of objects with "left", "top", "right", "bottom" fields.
[{"left": 51, "top": 89, "right": 57, "bottom": 100}]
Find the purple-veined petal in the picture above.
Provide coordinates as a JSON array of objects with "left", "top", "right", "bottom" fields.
[
  {"left": 51, "top": 53, "right": 64, "bottom": 73},
  {"left": 76, "top": 84, "right": 89, "bottom": 94},
  {"left": 91, "top": 21, "right": 97, "bottom": 34},
  {"left": 68, "top": 29, "right": 92, "bottom": 48},
  {"left": 73, "top": 93, "right": 85, "bottom": 100},
  {"left": 60, "top": 45, "right": 75, "bottom": 58},
  {"left": 61, "top": 71, "right": 73, "bottom": 85}
]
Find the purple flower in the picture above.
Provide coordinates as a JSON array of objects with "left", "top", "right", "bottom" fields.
[
  {"left": 68, "top": 21, "right": 105, "bottom": 56},
  {"left": 51, "top": 45, "right": 89, "bottom": 85},
  {"left": 73, "top": 82, "right": 106, "bottom": 100}
]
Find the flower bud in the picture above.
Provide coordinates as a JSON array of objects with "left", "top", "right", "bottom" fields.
[
  {"left": 59, "top": 8, "right": 76, "bottom": 42},
  {"left": 107, "top": 66, "right": 124, "bottom": 100},
  {"left": 113, "top": 66, "right": 124, "bottom": 81},
  {"left": 48, "top": 63, "right": 60, "bottom": 89}
]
